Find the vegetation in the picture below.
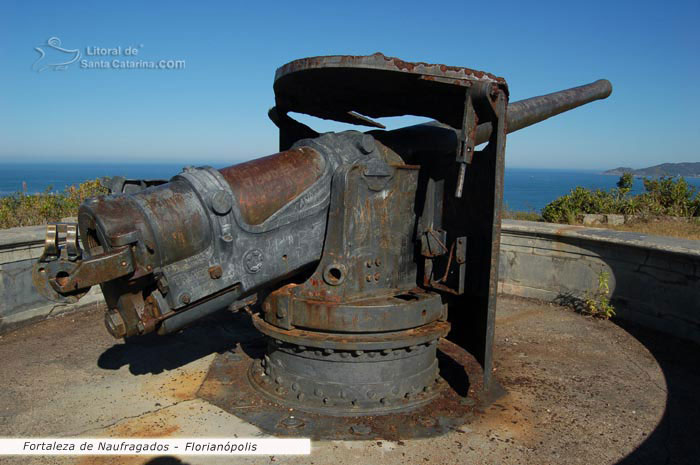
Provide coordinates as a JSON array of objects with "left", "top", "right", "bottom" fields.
[
  {"left": 583, "top": 271, "right": 616, "bottom": 319},
  {"left": 541, "top": 175, "right": 700, "bottom": 224},
  {"left": 0, "top": 180, "right": 107, "bottom": 229}
]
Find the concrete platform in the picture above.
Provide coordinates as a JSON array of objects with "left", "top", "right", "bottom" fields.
[{"left": 0, "top": 296, "right": 698, "bottom": 464}]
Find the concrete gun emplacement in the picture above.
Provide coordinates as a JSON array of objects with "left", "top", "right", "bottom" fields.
[{"left": 33, "top": 53, "right": 611, "bottom": 416}]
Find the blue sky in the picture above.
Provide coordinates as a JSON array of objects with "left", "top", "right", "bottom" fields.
[{"left": 1, "top": 0, "right": 698, "bottom": 169}]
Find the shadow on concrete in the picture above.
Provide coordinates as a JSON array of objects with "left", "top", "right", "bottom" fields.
[
  {"left": 97, "top": 311, "right": 264, "bottom": 375},
  {"left": 437, "top": 350, "right": 471, "bottom": 397},
  {"left": 613, "top": 319, "right": 700, "bottom": 465}
]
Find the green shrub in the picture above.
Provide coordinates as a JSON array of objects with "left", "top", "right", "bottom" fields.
[
  {"left": 542, "top": 175, "right": 699, "bottom": 224},
  {"left": 0, "top": 179, "right": 107, "bottom": 229}
]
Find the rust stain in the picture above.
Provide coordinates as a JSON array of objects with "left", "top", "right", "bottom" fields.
[
  {"left": 142, "top": 367, "right": 209, "bottom": 402},
  {"left": 75, "top": 409, "right": 181, "bottom": 465}
]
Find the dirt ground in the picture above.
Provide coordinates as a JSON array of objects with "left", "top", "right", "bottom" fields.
[{"left": 1, "top": 295, "right": 698, "bottom": 465}]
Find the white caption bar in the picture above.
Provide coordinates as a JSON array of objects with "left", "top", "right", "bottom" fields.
[{"left": 0, "top": 438, "right": 310, "bottom": 455}]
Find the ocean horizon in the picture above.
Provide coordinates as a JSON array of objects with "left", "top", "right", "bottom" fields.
[{"left": 2, "top": 162, "right": 699, "bottom": 213}]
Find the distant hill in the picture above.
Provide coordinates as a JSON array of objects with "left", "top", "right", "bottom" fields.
[{"left": 604, "top": 162, "right": 700, "bottom": 178}]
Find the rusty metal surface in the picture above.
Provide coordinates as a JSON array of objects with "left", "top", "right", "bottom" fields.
[
  {"left": 273, "top": 52, "right": 509, "bottom": 132},
  {"left": 198, "top": 337, "right": 487, "bottom": 440},
  {"left": 219, "top": 147, "right": 324, "bottom": 225}
]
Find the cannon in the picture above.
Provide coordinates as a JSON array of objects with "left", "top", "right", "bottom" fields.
[{"left": 33, "top": 54, "right": 611, "bottom": 417}]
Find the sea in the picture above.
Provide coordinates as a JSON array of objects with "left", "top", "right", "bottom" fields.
[{"left": 1, "top": 163, "right": 699, "bottom": 213}]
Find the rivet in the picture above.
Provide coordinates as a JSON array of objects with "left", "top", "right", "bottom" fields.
[
  {"left": 367, "top": 351, "right": 377, "bottom": 358},
  {"left": 374, "top": 272, "right": 380, "bottom": 281},
  {"left": 381, "top": 349, "right": 391, "bottom": 355},
  {"left": 366, "top": 275, "right": 372, "bottom": 282},
  {"left": 375, "top": 258, "right": 381, "bottom": 266},
  {"left": 291, "top": 383, "right": 299, "bottom": 391},
  {"left": 323, "top": 348, "right": 333, "bottom": 355},
  {"left": 367, "top": 391, "right": 376, "bottom": 399},
  {"left": 379, "top": 397, "right": 387, "bottom": 404},
  {"left": 340, "top": 390, "right": 347, "bottom": 399},
  {"left": 366, "top": 261, "right": 372, "bottom": 268},
  {"left": 354, "top": 350, "right": 364, "bottom": 357},
  {"left": 323, "top": 397, "right": 330, "bottom": 404},
  {"left": 179, "top": 294, "right": 191, "bottom": 305},
  {"left": 276, "top": 386, "right": 284, "bottom": 394},
  {"left": 275, "top": 376, "right": 283, "bottom": 384},
  {"left": 297, "top": 393, "right": 305, "bottom": 401},
  {"left": 264, "top": 367, "right": 271, "bottom": 375},
  {"left": 314, "top": 388, "right": 323, "bottom": 397},
  {"left": 351, "top": 399, "right": 358, "bottom": 405}
]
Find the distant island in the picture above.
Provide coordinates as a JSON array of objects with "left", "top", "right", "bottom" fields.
[{"left": 604, "top": 162, "right": 700, "bottom": 178}]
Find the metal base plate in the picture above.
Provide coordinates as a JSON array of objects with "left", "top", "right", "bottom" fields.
[{"left": 197, "top": 337, "right": 489, "bottom": 440}]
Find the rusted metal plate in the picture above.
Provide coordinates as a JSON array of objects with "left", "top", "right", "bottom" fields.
[
  {"left": 197, "top": 337, "right": 487, "bottom": 440},
  {"left": 273, "top": 53, "right": 509, "bottom": 130}
]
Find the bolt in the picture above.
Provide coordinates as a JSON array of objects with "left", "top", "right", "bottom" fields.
[
  {"left": 374, "top": 272, "right": 380, "bottom": 281},
  {"left": 423, "top": 386, "right": 431, "bottom": 392},
  {"left": 208, "top": 265, "right": 223, "bottom": 279},
  {"left": 366, "top": 260, "right": 372, "bottom": 268},
  {"left": 366, "top": 275, "right": 372, "bottom": 282},
  {"left": 276, "top": 308, "right": 286, "bottom": 319},
  {"left": 210, "top": 190, "right": 233, "bottom": 215},
  {"left": 358, "top": 134, "right": 375, "bottom": 154},
  {"left": 180, "top": 294, "right": 191, "bottom": 305},
  {"left": 297, "top": 393, "right": 305, "bottom": 401},
  {"left": 275, "top": 376, "right": 283, "bottom": 384},
  {"left": 146, "top": 265, "right": 152, "bottom": 271},
  {"left": 291, "top": 383, "right": 299, "bottom": 391},
  {"left": 380, "top": 397, "right": 387, "bottom": 404},
  {"left": 375, "top": 258, "right": 381, "bottom": 266},
  {"left": 281, "top": 416, "right": 305, "bottom": 429},
  {"left": 120, "top": 261, "right": 127, "bottom": 267},
  {"left": 323, "top": 397, "right": 330, "bottom": 404}
]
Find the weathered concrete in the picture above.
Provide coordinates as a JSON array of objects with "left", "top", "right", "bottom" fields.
[
  {"left": 499, "top": 220, "right": 700, "bottom": 343},
  {"left": 1, "top": 296, "right": 698, "bottom": 464}
]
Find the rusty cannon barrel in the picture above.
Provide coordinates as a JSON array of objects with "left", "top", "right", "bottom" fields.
[
  {"left": 372, "top": 79, "right": 613, "bottom": 157},
  {"left": 479, "top": 78, "right": 613, "bottom": 143}
]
